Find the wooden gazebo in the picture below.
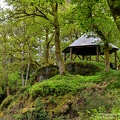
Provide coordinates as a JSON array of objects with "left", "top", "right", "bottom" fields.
[{"left": 62, "top": 33, "right": 119, "bottom": 69}]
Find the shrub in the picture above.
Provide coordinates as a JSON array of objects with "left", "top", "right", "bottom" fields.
[
  {"left": 29, "top": 74, "right": 98, "bottom": 100},
  {"left": 20, "top": 98, "right": 47, "bottom": 120}
]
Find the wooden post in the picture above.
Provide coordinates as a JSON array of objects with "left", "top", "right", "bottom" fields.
[
  {"left": 64, "top": 53, "right": 66, "bottom": 62},
  {"left": 115, "top": 51, "right": 117, "bottom": 69},
  {"left": 89, "top": 55, "right": 91, "bottom": 61},
  {"left": 96, "top": 46, "right": 99, "bottom": 62},
  {"left": 82, "top": 55, "right": 84, "bottom": 60},
  {"left": 70, "top": 48, "right": 72, "bottom": 61}
]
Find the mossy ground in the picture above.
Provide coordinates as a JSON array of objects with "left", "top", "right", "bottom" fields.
[{"left": 0, "top": 61, "right": 120, "bottom": 120}]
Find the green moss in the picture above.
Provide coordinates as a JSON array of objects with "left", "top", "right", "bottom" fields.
[
  {"left": 0, "top": 95, "right": 14, "bottom": 110},
  {"left": 1, "top": 61, "right": 120, "bottom": 120},
  {"left": 65, "top": 61, "right": 103, "bottom": 76},
  {"left": 0, "top": 87, "right": 3, "bottom": 94},
  {"left": 29, "top": 74, "right": 98, "bottom": 100}
]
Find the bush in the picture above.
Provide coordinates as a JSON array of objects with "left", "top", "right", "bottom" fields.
[{"left": 16, "top": 98, "right": 47, "bottom": 120}]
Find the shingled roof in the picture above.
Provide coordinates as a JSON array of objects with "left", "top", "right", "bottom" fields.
[{"left": 62, "top": 33, "right": 119, "bottom": 55}]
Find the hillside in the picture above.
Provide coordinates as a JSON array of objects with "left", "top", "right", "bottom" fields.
[{"left": 0, "top": 62, "right": 120, "bottom": 120}]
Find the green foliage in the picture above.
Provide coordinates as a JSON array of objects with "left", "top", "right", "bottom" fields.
[
  {"left": 0, "top": 87, "right": 3, "bottom": 95},
  {"left": 17, "top": 86, "right": 30, "bottom": 96},
  {"left": 32, "top": 98, "right": 47, "bottom": 120},
  {"left": 21, "top": 108, "right": 47, "bottom": 120},
  {"left": 1, "top": 0, "right": 120, "bottom": 119},
  {"left": 72, "top": 0, "right": 120, "bottom": 44},
  {"left": 88, "top": 103, "right": 120, "bottom": 120},
  {"left": 13, "top": 114, "right": 23, "bottom": 120},
  {"left": 109, "top": 0, "right": 120, "bottom": 8},
  {"left": 96, "top": 70, "right": 120, "bottom": 88},
  {"left": 13, "top": 98, "right": 47, "bottom": 120},
  {"left": 88, "top": 106, "right": 107, "bottom": 120},
  {"left": 84, "top": 91, "right": 115, "bottom": 112},
  {"left": 9, "top": 72, "right": 21, "bottom": 92},
  {"left": 1, "top": 66, "right": 120, "bottom": 119},
  {"left": 29, "top": 74, "right": 99, "bottom": 99},
  {"left": 9, "top": 72, "right": 20, "bottom": 82}
]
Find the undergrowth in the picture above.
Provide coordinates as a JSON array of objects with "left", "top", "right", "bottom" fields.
[
  {"left": 1, "top": 62, "right": 120, "bottom": 120},
  {"left": 29, "top": 74, "right": 99, "bottom": 100}
]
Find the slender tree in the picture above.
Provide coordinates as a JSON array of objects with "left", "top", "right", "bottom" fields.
[{"left": 0, "top": 23, "right": 11, "bottom": 96}]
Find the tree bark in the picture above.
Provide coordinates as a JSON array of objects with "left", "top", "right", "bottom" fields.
[
  {"left": 52, "top": 3, "right": 66, "bottom": 75},
  {"left": 21, "top": 44, "right": 25, "bottom": 87},
  {"left": 45, "top": 29, "right": 50, "bottom": 64},
  {"left": 107, "top": 0, "right": 120, "bottom": 32},
  {"left": 25, "top": 38, "right": 30, "bottom": 86},
  {"left": 94, "top": 25, "right": 110, "bottom": 71},
  {"left": 25, "top": 63, "right": 30, "bottom": 86}
]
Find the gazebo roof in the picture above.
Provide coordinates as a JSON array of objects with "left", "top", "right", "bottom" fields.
[
  {"left": 70, "top": 33, "right": 101, "bottom": 47},
  {"left": 62, "top": 33, "right": 119, "bottom": 55}
]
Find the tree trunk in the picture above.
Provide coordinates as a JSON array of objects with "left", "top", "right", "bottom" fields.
[
  {"left": 21, "top": 70, "right": 24, "bottom": 87},
  {"left": 93, "top": 25, "right": 110, "bottom": 71},
  {"left": 25, "top": 63, "right": 30, "bottom": 86},
  {"left": 52, "top": 3, "right": 66, "bottom": 75},
  {"left": 45, "top": 29, "right": 50, "bottom": 64},
  {"left": 6, "top": 74, "right": 10, "bottom": 96},
  {"left": 25, "top": 39, "right": 30, "bottom": 86},
  {"left": 21, "top": 45, "right": 25, "bottom": 87},
  {"left": 3, "top": 36, "right": 10, "bottom": 96},
  {"left": 107, "top": 0, "right": 120, "bottom": 32},
  {"left": 104, "top": 43, "right": 110, "bottom": 71}
]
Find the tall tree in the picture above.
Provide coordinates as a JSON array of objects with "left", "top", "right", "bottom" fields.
[
  {"left": 71, "top": 0, "right": 119, "bottom": 71},
  {"left": 5, "top": 0, "right": 66, "bottom": 75}
]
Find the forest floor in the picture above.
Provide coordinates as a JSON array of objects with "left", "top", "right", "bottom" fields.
[{"left": 0, "top": 61, "right": 120, "bottom": 120}]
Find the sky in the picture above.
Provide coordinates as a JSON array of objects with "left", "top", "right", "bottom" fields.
[{"left": 0, "top": 0, "right": 7, "bottom": 8}]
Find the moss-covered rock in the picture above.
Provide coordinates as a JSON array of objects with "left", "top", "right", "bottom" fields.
[
  {"left": 0, "top": 95, "right": 14, "bottom": 110},
  {"left": 31, "top": 61, "right": 103, "bottom": 84},
  {"left": 65, "top": 61, "right": 101, "bottom": 75},
  {"left": 33, "top": 64, "right": 59, "bottom": 84}
]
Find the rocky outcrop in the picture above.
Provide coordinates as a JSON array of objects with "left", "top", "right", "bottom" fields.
[
  {"left": 33, "top": 62, "right": 101, "bottom": 84},
  {"left": 35, "top": 64, "right": 59, "bottom": 83},
  {"left": 66, "top": 62, "right": 101, "bottom": 76}
]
